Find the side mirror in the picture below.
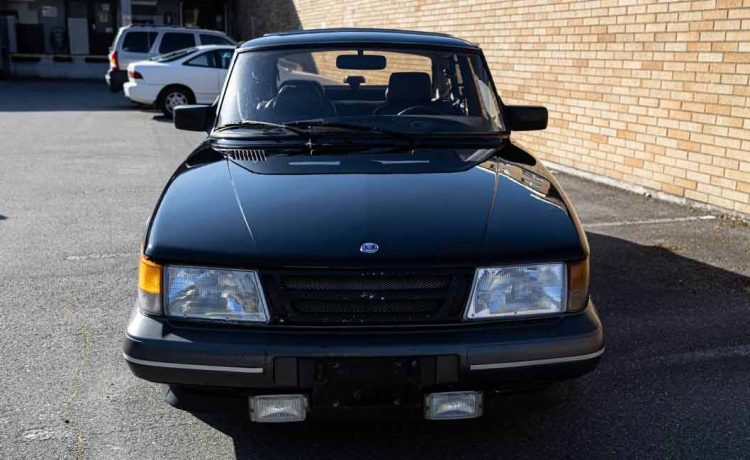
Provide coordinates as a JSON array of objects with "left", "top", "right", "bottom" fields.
[
  {"left": 174, "top": 104, "right": 214, "bottom": 132},
  {"left": 505, "top": 105, "right": 548, "bottom": 131}
]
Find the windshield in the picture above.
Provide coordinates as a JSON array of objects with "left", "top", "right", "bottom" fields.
[
  {"left": 151, "top": 47, "right": 197, "bottom": 62},
  {"left": 216, "top": 46, "right": 504, "bottom": 135}
]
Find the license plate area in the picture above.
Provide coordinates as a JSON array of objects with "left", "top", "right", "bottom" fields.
[{"left": 301, "top": 357, "right": 436, "bottom": 410}]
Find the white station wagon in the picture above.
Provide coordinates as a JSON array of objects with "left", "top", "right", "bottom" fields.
[{"left": 124, "top": 45, "right": 235, "bottom": 117}]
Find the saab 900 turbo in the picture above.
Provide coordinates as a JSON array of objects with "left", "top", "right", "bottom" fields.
[{"left": 124, "top": 28, "right": 604, "bottom": 423}]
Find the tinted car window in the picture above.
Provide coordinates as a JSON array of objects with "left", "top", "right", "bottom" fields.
[
  {"left": 159, "top": 33, "right": 196, "bottom": 54},
  {"left": 200, "top": 34, "right": 234, "bottom": 46},
  {"left": 218, "top": 47, "right": 504, "bottom": 133},
  {"left": 122, "top": 32, "right": 157, "bottom": 52},
  {"left": 185, "top": 51, "right": 212, "bottom": 67}
]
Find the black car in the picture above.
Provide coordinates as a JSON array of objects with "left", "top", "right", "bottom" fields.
[{"left": 124, "top": 28, "right": 604, "bottom": 422}]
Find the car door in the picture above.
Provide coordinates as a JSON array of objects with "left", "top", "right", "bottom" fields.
[{"left": 182, "top": 51, "right": 221, "bottom": 104}]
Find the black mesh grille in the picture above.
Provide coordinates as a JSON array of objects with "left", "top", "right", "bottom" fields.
[
  {"left": 262, "top": 270, "right": 473, "bottom": 326},
  {"left": 282, "top": 275, "right": 451, "bottom": 291},
  {"left": 293, "top": 299, "right": 441, "bottom": 314}
]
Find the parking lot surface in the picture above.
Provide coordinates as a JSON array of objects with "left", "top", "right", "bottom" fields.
[{"left": 1, "top": 80, "right": 749, "bottom": 459}]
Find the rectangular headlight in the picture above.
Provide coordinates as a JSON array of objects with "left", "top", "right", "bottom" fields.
[
  {"left": 164, "top": 266, "right": 269, "bottom": 323},
  {"left": 464, "top": 263, "right": 566, "bottom": 320}
]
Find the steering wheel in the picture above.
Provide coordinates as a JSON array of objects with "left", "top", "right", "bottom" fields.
[{"left": 397, "top": 105, "right": 444, "bottom": 116}]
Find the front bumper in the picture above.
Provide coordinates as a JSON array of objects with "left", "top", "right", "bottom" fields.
[{"left": 124, "top": 301, "right": 604, "bottom": 393}]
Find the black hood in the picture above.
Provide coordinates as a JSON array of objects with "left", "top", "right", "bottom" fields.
[{"left": 145, "top": 150, "right": 585, "bottom": 268}]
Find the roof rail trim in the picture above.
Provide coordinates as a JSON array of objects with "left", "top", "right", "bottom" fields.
[{"left": 264, "top": 28, "right": 458, "bottom": 39}]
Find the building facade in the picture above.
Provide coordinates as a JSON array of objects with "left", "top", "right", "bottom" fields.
[
  {"left": 235, "top": 0, "right": 750, "bottom": 219},
  {"left": 0, "top": 0, "right": 230, "bottom": 78}
]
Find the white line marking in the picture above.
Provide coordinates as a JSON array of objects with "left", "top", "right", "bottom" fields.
[
  {"left": 585, "top": 215, "right": 716, "bottom": 229},
  {"left": 661, "top": 344, "right": 750, "bottom": 365},
  {"left": 65, "top": 252, "right": 132, "bottom": 261}
]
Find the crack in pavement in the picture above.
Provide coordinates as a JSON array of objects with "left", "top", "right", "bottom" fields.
[{"left": 60, "top": 313, "right": 91, "bottom": 460}]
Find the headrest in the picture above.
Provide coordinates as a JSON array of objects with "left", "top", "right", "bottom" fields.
[
  {"left": 280, "top": 79, "right": 326, "bottom": 98},
  {"left": 274, "top": 84, "right": 321, "bottom": 105},
  {"left": 386, "top": 72, "right": 432, "bottom": 103}
]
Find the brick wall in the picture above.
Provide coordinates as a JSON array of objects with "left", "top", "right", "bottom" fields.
[{"left": 244, "top": 0, "right": 750, "bottom": 218}]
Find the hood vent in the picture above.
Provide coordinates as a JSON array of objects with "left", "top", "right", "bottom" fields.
[{"left": 220, "top": 148, "right": 267, "bottom": 162}]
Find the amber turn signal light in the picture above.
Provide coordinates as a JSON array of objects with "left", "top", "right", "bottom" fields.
[
  {"left": 138, "top": 256, "right": 162, "bottom": 294},
  {"left": 567, "top": 259, "right": 590, "bottom": 312}
]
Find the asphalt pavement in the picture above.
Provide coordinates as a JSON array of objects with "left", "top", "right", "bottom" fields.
[{"left": 1, "top": 80, "right": 749, "bottom": 459}]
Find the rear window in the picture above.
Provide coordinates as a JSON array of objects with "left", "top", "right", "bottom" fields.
[
  {"left": 200, "top": 34, "right": 234, "bottom": 46},
  {"left": 159, "top": 33, "right": 196, "bottom": 54},
  {"left": 185, "top": 51, "right": 212, "bottom": 67},
  {"left": 121, "top": 32, "right": 157, "bottom": 53}
]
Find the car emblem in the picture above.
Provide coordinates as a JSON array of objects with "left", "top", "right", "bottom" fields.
[{"left": 360, "top": 242, "right": 379, "bottom": 254}]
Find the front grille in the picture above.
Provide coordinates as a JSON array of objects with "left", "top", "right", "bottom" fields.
[
  {"left": 262, "top": 270, "right": 473, "bottom": 325},
  {"left": 293, "top": 299, "right": 441, "bottom": 314},
  {"left": 282, "top": 275, "right": 451, "bottom": 291}
]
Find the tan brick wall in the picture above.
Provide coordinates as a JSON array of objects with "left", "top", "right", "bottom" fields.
[{"left": 253, "top": 0, "right": 750, "bottom": 217}]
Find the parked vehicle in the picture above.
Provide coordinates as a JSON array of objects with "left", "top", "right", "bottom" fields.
[
  {"left": 123, "top": 45, "right": 235, "bottom": 117},
  {"left": 106, "top": 25, "right": 235, "bottom": 92},
  {"left": 124, "top": 28, "right": 604, "bottom": 423}
]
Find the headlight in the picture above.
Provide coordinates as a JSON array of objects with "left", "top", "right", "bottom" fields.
[
  {"left": 464, "top": 263, "right": 566, "bottom": 320},
  {"left": 164, "top": 266, "right": 269, "bottom": 323}
]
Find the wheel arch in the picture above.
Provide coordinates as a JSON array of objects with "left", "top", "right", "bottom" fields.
[{"left": 157, "top": 84, "right": 196, "bottom": 104}]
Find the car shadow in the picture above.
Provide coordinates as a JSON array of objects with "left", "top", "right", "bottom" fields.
[
  {"left": 181, "top": 232, "right": 750, "bottom": 459},
  {"left": 0, "top": 80, "right": 134, "bottom": 111},
  {"left": 151, "top": 114, "right": 173, "bottom": 123}
]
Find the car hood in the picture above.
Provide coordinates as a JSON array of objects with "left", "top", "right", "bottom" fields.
[{"left": 145, "top": 154, "right": 586, "bottom": 268}]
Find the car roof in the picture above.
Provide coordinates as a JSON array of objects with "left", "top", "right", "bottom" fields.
[
  {"left": 193, "top": 44, "right": 236, "bottom": 51},
  {"left": 239, "top": 28, "right": 479, "bottom": 51},
  {"left": 120, "top": 25, "right": 229, "bottom": 35}
]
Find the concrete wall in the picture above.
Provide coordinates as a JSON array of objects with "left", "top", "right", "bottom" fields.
[{"left": 240, "top": 0, "right": 750, "bottom": 218}]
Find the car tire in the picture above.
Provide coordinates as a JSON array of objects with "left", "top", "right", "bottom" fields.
[{"left": 158, "top": 86, "right": 194, "bottom": 118}]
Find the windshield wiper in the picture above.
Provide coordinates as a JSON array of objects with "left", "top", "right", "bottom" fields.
[
  {"left": 214, "top": 120, "right": 310, "bottom": 138},
  {"left": 284, "top": 120, "right": 413, "bottom": 144}
]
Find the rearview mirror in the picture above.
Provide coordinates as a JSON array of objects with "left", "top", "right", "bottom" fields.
[
  {"left": 174, "top": 104, "right": 214, "bottom": 132},
  {"left": 505, "top": 105, "right": 548, "bottom": 131},
  {"left": 336, "top": 54, "right": 386, "bottom": 70}
]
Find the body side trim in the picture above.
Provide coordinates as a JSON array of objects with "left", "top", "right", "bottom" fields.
[
  {"left": 123, "top": 353, "right": 264, "bottom": 374},
  {"left": 470, "top": 347, "right": 605, "bottom": 371}
]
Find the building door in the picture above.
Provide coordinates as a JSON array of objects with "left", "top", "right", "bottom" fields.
[
  {"left": 89, "top": 0, "right": 116, "bottom": 55},
  {"left": 67, "top": 1, "right": 89, "bottom": 54},
  {"left": 66, "top": 0, "right": 116, "bottom": 55}
]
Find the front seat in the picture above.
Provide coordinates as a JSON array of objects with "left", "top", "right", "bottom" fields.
[
  {"left": 268, "top": 83, "right": 336, "bottom": 122},
  {"left": 374, "top": 72, "right": 432, "bottom": 115}
]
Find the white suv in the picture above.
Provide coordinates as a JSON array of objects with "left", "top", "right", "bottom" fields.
[{"left": 105, "top": 25, "right": 235, "bottom": 92}]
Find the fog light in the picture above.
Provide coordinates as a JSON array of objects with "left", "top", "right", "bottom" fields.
[
  {"left": 249, "top": 395, "right": 308, "bottom": 423},
  {"left": 425, "top": 391, "right": 483, "bottom": 420}
]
